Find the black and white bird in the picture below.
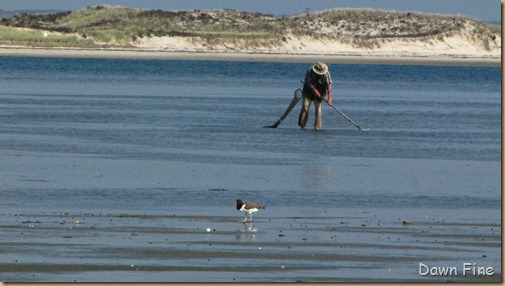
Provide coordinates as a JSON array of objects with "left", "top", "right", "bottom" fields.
[{"left": 234, "top": 199, "right": 264, "bottom": 222}]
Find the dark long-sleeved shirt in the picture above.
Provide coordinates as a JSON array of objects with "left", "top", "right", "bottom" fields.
[{"left": 303, "top": 68, "right": 333, "bottom": 104}]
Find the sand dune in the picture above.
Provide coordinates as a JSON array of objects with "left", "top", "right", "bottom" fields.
[{"left": 135, "top": 31, "right": 501, "bottom": 60}]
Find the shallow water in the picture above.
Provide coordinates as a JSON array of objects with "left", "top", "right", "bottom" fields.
[
  {"left": 0, "top": 58, "right": 500, "bottom": 163},
  {"left": 0, "top": 57, "right": 501, "bottom": 282}
]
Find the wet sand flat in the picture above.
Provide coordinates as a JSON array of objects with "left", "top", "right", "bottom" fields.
[
  {"left": 0, "top": 207, "right": 501, "bottom": 282},
  {"left": 0, "top": 152, "right": 501, "bottom": 282}
]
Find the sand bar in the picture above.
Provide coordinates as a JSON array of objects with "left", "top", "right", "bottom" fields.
[{"left": 0, "top": 47, "right": 500, "bottom": 66}]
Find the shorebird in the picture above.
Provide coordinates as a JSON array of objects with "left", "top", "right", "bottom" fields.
[{"left": 234, "top": 199, "right": 264, "bottom": 222}]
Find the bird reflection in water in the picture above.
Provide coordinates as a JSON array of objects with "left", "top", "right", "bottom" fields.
[
  {"left": 235, "top": 221, "right": 258, "bottom": 241},
  {"left": 242, "top": 221, "right": 257, "bottom": 232}
]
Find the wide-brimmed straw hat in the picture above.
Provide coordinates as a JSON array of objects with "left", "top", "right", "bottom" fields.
[{"left": 312, "top": 62, "right": 328, "bottom": 75}]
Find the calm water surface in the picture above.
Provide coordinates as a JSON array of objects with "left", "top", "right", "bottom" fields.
[
  {"left": 1, "top": 58, "right": 500, "bottom": 159},
  {"left": 0, "top": 57, "right": 501, "bottom": 282},
  {"left": 0, "top": 57, "right": 500, "bottom": 208}
]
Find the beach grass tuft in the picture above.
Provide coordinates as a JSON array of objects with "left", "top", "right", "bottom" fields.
[{"left": 0, "top": 25, "right": 95, "bottom": 46}]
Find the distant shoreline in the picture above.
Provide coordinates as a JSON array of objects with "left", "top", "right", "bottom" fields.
[{"left": 0, "top": 47, "right": 500, "bottom": 67}]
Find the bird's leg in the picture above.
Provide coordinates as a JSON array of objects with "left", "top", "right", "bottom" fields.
[{"left": 250, "top": 212, "right": 253, "bottom": 222}]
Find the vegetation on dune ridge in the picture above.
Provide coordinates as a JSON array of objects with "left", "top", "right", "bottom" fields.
[{"left": 0, "top": 5, "right": 500, "bottom": 51}]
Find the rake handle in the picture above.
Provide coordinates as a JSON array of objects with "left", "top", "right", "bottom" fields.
[{"left": 324, "top": 99, "right": 365, "bottom": 131}]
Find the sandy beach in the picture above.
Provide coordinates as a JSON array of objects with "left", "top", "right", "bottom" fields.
[
  {"left": 0, "top": 47, "right": 501, "bottom": 67},
  {"left": 0, "top": 5, "right": 501, "bottom": 68}
]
